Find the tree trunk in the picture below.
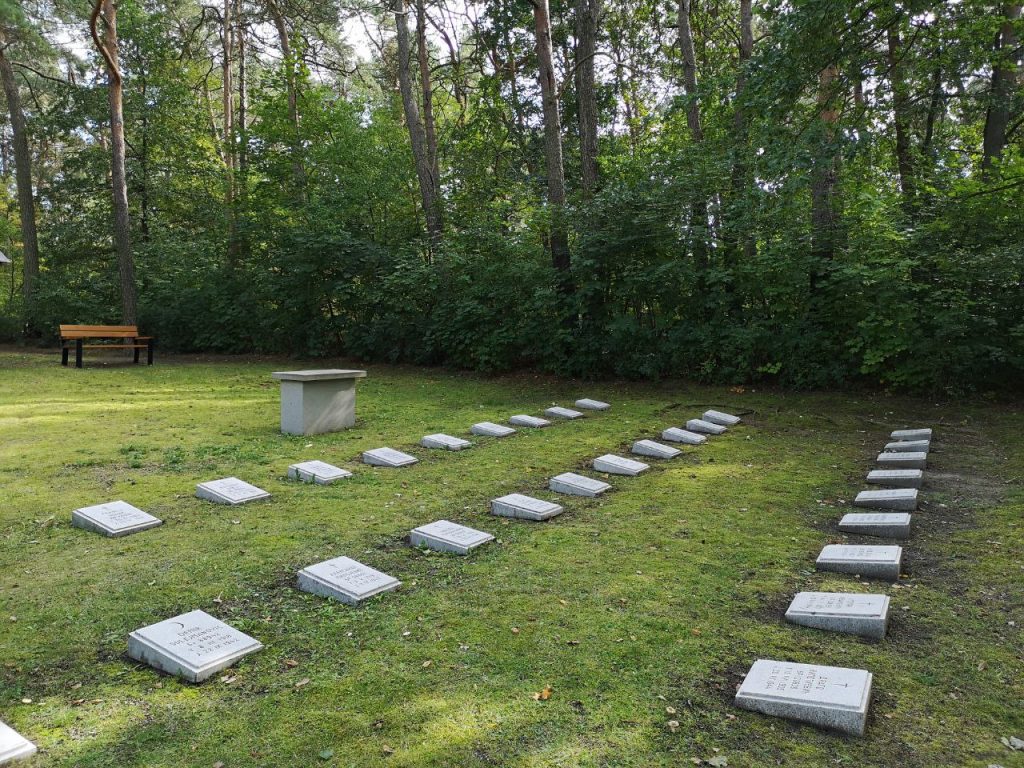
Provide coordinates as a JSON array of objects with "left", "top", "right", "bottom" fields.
[
  {"left": 886, "top": 24, "right": 915, "bottom": 207},
  {"left": 533, "top": 0, "right": 570, "bottom": 274},
  {"left": 268, "top": 0, "right": 307, "bottom": 202},
  {"left": 394, "top": 0, "right": 442, "bottom": 250},
  {"left": 416, "top": 0, "right": 441, "bottom": 204},
  {"left": 677, "top": 0, "right": 708, "bottom": 265},
  {"left": 982, "top": 3, "right": 1022, "bottom": 174},
  {"left": 574, "top": 0, "right": 599, "bottom": 196},
  {"left": 0, "top": 44, "right": 39, "bottom": 303},
  {"left": 222, "top": 0, "right": 238, "bottom": 259},
  {"left": 810, "top": 64, "right": 839, "bottom": 292},
  {"left": 91, "top": 0, "right": 137, "bottom": 324},
  {"left": 728, "top": 0, "right": 754, "bottom": 262}
]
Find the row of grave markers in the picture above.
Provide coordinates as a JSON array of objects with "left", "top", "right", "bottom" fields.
[
  {"left": 1, "top": 399, "right": 744, "bottom": 759},
  {"left": 733, "top": 427, "right": 933, "bottom": 736}
]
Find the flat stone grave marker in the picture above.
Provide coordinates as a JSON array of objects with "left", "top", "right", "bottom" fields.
[
  {"left": 362, "top": 447, "right": 418, "bottom": 467},
  {"left": 883, "top": 439, "right": 930, "bottom": 453},
  {"left": 195, "top": 477, "right": 270, "bottom": 505},
  {"left": 876, "top": 451, "right": 927, "bottom": 469},
  {"left": 661, "top": 427, "right": 707, "bottom": 445},
  {"left": 866, "top": 469, "right": 923, "bottom": 488},
  {"left": 593, "top": 454, "right": 649, "bottom": 476},
  {"left": 297, "top": 555, "right": 400, "bottom": 605},
  {"left": 631, "top": 439, "right": 681, "bottom": 459},
  {"left": 128, "top": 609, "right": 263, "bottom": 683},
  {"left": 471, "top": 421, "right": 516, "bottom": 437},
  {"left": 509, "top": 415, "right": 551, "bottom": 428},
  {"left": 72, "top": 500, "right": 162, "bottom": 538},
  {"left": 421, "top": 433, "right": 473, "bottom": 451},
  {"left": 0, "top": 721, "right": 36, "bottom": 763},
  {"left": 734, "top": 659, "right": 872, "bottom": 736},
  {"left": 891, "top": 427, "right": 932, "bottom": 441},
  {"left": 575, "top": 398, "right": 610, "bottom": 411},
  {"left": 549, "top": 472, "right": 610, "bottom": 498},
  {"left": 854, "top": 488, "right": 918, "bottom": 511},
  {"left": 490, "top": 493, "right": 563, "bottom": 521},
  {"left": 411, "top": 520, "right": 494, "bottom": 555},
  {"left": 288, "top": 460, "right": 352, "bottom": 485},
  {"left": 785, "top": 592, "right": 890, "bottom": 639},
  {"left": 816, "top": 544, "right": 902, "bottom": 580},
  {"left": 544, "top": 406, "right": 583, "bottom": 420},
  {"left": 839, "top": 512, "right": 912, "bottom": 540},
  {"left": 703, "top": 409, "right": 741, "bottom": 426},
  {"left": 686, "top": 418, "right": 727, "bottom": 435}
]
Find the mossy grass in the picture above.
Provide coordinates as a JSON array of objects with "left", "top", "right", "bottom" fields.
[{"left": 0, "top": 351, "right": 1021, "bottom": 766}]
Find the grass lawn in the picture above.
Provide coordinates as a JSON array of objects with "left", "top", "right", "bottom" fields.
[{"left": 0, "top": 350, "right": 1021, "bottom": 767}]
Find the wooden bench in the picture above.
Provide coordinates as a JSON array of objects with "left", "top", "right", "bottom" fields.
[{"left": 60, "top": 325, "right": 155, "bottom": 368}]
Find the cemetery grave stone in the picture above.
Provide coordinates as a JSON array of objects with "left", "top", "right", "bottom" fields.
[
  {"left": 195, "top": 477, "right": 271, "bottom": 505},
  {"left": 271, "top": 369, "right": 366, "bottom": 436},
  {"left": 410, "top": 520, "right": 494, "bottom": 555},
  {"left": 509, "top": 415, "right": 551, "bottom": 428},
  {"left": 544, "top": 406, "right": 584, "bottom": 420},
  {"left": 575, "top": 398, "right": 610, "bottom": 410},
  {"left": 297, "top": 556, "right": 401, "bottom": 605},
  {"left": 490, "top": 493, "right": 564, "bottom": 521},
  {"left": 785, "top": 591, "right": 890, "bottom": 639},
  {"left": 0, "top": 721, "right": 36, "bottom": 763},
  {"left": 883, "top": 439, "right": 930, "bottom": 453},
  {"left": 866, "top": 469, "right": 923, "bottom": 489},
  {"left": 127, "top": 610, "right": 263, "bottom": 683},
  {"left": 631, "top": 439, "right": 681, "bottom": 459},
  {"left": 876, "top": 451, "right": 927, "bottom": 470},
  {"left": 593, "top": 454, "right": 649, "bottom": 476},
  {"left": 838, "top": 513, "right": 912, "bottom": 540},
  {"left": 362, "top": 448, "right": 418, "bottom": 467},
  {"left": 72, "top": 500, "right": 162, "bottom": 537},
  {"left": 854, "top": 488, "right": 918, "bottom": 511},
  {"left": 891, "top": 428, "right": 932, "bottom": 441},
  {"left": 420, "top": 434, "right": 473, "bottom": 451},
  {"left": 288, "top": 460, "right": 352, "bottom": 485},
  {"left": 703, "top": 409, "right": 741, "bottom": 426},
  {"left": 549, "top": 472, "right": 611, "bottom": 498},
  {"left": 686, "top": 419, "right": 727, "bottom": 435},
  {"left": 816, "top": 544, "right": 902, "bottom": 580},
  {"left": 471, "top": 422, "right": 516, "bottom": 437},
  {"left": 661, "top": 428, "right": 707, "bottom": 445}
]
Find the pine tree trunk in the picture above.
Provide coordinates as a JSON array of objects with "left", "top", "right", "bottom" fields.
[
  {"left": 728, "top": 0, "right": 754, "bottom": 262},
  {"left": 269, "top": 1, "right": 307, "bottom": 202},
  {"left": 677, "top": 0, "right": 708, "bottom": 265},
  {"left": 575, "top": 0, "right": 599, "bottom": 197},
  {"left": 810, "top": 64, "right": 839, "bottom": 293},
  {"left": 982, "top": 3, "right": 1022, "bottom": 175},
  {"left": 416, "top": 0, "right": 441, "bottom": 207},
  {"left": 887, "top": 25, "right": 915, "bottom": 207}
]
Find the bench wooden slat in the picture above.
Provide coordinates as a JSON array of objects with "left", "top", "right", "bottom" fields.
[
  {"left": 77, "top": 344, "right": 151, "bottom": 349},
  {"left": 60, "top": 324, "right": 139, "bottom": 332},
  {"left": 59, "top": 324, "right": 155, "bottom": 368}
]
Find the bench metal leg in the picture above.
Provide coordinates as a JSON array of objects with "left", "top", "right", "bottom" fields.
[
  {"left": 61, "top": 346, "right": 69, "bottom": 366},
  {"left": 75, "top": 340, "right": 83, "bottom": 369},
  {"left": 147, "top": 339, "right": 154, "bottom": 365},
  {"left": 133, "top": 345, "right": 140, "bottom": 364}
]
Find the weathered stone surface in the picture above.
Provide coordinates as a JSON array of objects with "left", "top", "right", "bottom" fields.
[
  {"left": 297, "top": 556, "right": 400, "bottom": 605},
  {"left": 854, "top": 488, "right": 918, "bottom": 511},
  {"left": 703, "top": 409, "right": 741, "bottom": 426},
  {"left": 0, "top": 721, "right": 36, "bottom": 763},
  {"left": 734, "top": 659, "right": 872, "bottom": 736},
  {"left": 876, "top": 451, "right": 927, "bottom": 469},
  {"left": 128, "top": 610, "right": 263, "bottom": 683},
  {"left": 362, "top": 447, "right": 418, "bottom": 467},
  {"left": 883, "top": 439, "right": 930, "bottom": 453},
  {"left": 661, "top": 428, "right": 707, "bottom": 445},
  {"left": 544, "top": 406, "right": 584, "bottom": 420},
  {"left": 471, "top": 421, "right": 516, "bottom": 437},
  {"left": 839, "top": 512, "right": 912, "bottom": 540},
  {"left": 490, "top": 493, "right": 563, "bottom": 521},
  {"left": 631, "top": 440, "right": 681, "bottom": 459},
  {"left": 271, "top": 369, "right": 366, "bottom": 436},
  {"left": 891, "top": 428, "right": 932, "bottom": 441},
  {"left": 509, "top": 415, "right": 551, "bottom": 428},
  {"left": 195, "top": 477, "right": 271, "bottom": 505},
  {"left": 686, "top": 419, "right": 727, "bottom": 435},
  {"left": 549, "top": 472, "right": 611, "bottom": 497},
  {"left": 785, "top": 592, "right": 890, "bottom": 640},
  {"left": 288, "top": 460, "right": 352, "bottom": 485},
  {"left": 420, "top": 433, "right": 473, "bottom": 451},
  {"left": 593, "top": 454, "right": 649, "bottom": 476},
  {"left": 72, "top": 500, "right": 162, "bottom": 538},
  {"left": 816, "top": 544, "right": 902, "bottom": 580},
  {"left": 410, "top": 520, "right": 494, "bottom": 555},
  {"left": 866, "top": 469, "right": 923, "bottom": 489},
  {"left": 575, "top": 398, "right": 610, "bottom": 411}
]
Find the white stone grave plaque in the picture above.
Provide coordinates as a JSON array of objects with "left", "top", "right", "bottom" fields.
[
  {"left": 411, "top": 520, "right": 494, "bottom": 555},
  {"left": 288, "top": 460, "right": 352, "bottom": 485},
  {"left": 0, "top": 721, "right": 36, "bottom": 763},
  {"left": 891, "top": 427, "right": 932, "bottom": 441},
  {"left": 549, "top": 472, "right": 610, "bottom": 498},
  {"left": 703, "top": 409, "right": 741, "bottom": 426},
  {"left": 297, "top": 556, "right": 400, "bottom": 605},
  {"left": 544, "top": 406, "right": 583, "bottom": 420},
  {"left": 471, "top": 421, "right": 516, "bottom": 437},
  {"left": 128, "top": 609, "right": 263, "bottom": 683},
  {"left": 362, "top": 447, "right": 418, "bottom": 467},
  {"left": 195, "top": 477, "right": 271, "bottom": 505},
  {"left": 839, "top": 512, "right": 911, "bottom": 540},
  {"left": 631, "top": 439, "right": 681, "bottom": 459},
  {"left": 734, "top": 659, "right": 872, "bottom": 735},
  {"left": 661, "top": 427, "right": 707, "bottom": 445},
  {"left": 575, "top": 398, "right": 610, "bottom": 411},
  {"left": 866, "top": 469, "right": 923, "bottom": 489},
  {"left": 854, "top": 488, "right": 917, "bottom": 511},
  {"left": 593, "top": 454, "right": 649, "bottom": 476},
  {"left": 816, "top": 544, "right": 902, "bottom": 580},
  {"left": 883, "top": 440, "right": 930, "bottom": 454},
  {"left": 876, "top": 451, "right": 927, "bottom": 469},
  {"left": 686, "top": 418, "right": 727, "bottom": 435},
  {"left": 509, "top": 415, "right": 550, "bottom": 428},
  {"left": 785, "top": 592, "right": 890, "bottom": 639},
  {"left": 490, "top": 493, "right": 563, "bottom": 521},
  {"left": 420, "top": 433, "right": 473, "bottom": 451},
  {"left": 72, "top": 500, "right": 162, "bottom": 538}
]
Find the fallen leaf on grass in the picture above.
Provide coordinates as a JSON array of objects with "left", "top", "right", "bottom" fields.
[
  {"left": 511, "top": 627, "right": 520, "bottom": 635},
  {"left": 318, "top": 748, "right": 334, "bottom": 760},
  {"left": 532, "top": 686, "right": 553, "bottom": 701},
  {"left": 382, "top": 745, "right": 395, "bottom": 755},
  {"left": 422, "top": 660, "right": 432, "bottom": 668},
  {"left": 707, "top": 757, "right": 728, "bottom": 767},
  {"left": 295, "top": 678, "right": 311, "bottom": 688}
]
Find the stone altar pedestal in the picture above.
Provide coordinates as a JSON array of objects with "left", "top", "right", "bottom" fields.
[{"left": 271, "top": 369, "right": 367, "bottom": 435}]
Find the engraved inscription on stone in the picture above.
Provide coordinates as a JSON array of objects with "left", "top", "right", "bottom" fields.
[
  {"left": 631, "top": 439, "right": 681, "bottom": 459},
  {"left": 854, "top": 488, "right": 918, "bottom": 511},
  {"left": 866, "top": 469, "right": 923, "bottom": 488},
  {"left": 362, "top": 447, "right": 418, "bottom": 467},
  {"left": 195, "top": 477, "right": 271, "bottom": 505},
  {"left": 72, "top": 500, "right": 162, "bottom": 537},
  {"left": 785, "top": 591, "right": 890, "bottom": 639},
  {"left": 420, "top": 433, "right": 473, "bottom": 450},
  {"left": 549, "top": 472, "right": 611, "bottom": 498},
  {"left": 288, "top": 460, "right": 352, "bottom": 484},
  {"left": 839, "top": 513, "right": 911, "bottom": 539},
  {"left": 661, "top": 427, "right": 707, "bottom": 445},
  {"left": 593, "top": 454, "right": 649, "bottom": 476},
  {"left": 575, "top": 398, "right": 610, "bottom": 411},
  {"left": 298, "top": 556, "right": 401, "bottom": 605},
  {"left": 471, "top": 421, "right": 516, "bottom": 437},
  {"left": 544, "top": 406, "right": 583, "bottom": 420},
  {"left": 876, "top": 451, "right": 927, "bottom": 469},
  {"left": 816, "top": 544, "right": 902, "bottom": 580},
  {"left": 883, "top": 439, "right": 930, "bottom": 453},
  {"left": 411, "top": 520, "right": 494, "bottom": 554},
  {"left": 490, "top": 493, "right": 563, "bottom": 521}
]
